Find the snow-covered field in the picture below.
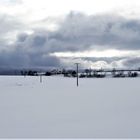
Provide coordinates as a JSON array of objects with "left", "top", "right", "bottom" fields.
[{"left": 0, "top": 76, "right": 140, "bottom": 138}]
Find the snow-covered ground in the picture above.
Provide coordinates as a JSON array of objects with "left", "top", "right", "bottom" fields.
[{"left": 0, "top": 76, "right": 140, "bottom": 138}]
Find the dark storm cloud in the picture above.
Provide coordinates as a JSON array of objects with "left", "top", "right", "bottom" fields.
[
  {"left": 1, "top": 12, "right": 140, "bottom": 69},
  {"left": 14, "top": 12, "right": 140, "bottom": 54},
  {"left": 50, "top": 12, "right": 140, "bottom": 51},
  {"left": 0, "top": 49, "right": 60, "bottom": 69},
  {"left": 0, "top": 31, "right": 60, "bottom": 69}
]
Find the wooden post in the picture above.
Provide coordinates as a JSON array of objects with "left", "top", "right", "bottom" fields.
[
  {"left": 75, "top": 63, "right": 80, "bottom": 87},
  {"left": 40, "top": 75, "right": 42, "bottom": 83}
]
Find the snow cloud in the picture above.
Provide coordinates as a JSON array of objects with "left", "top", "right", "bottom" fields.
[
  {"left": 12, "top": 12, "right": 140, "bottom": 53},
  {"left": 1, "top": 12, "right": 140, "bottom": 69},
  {"left": 45, "top": 12, "right": 140, "bottom": 51}
]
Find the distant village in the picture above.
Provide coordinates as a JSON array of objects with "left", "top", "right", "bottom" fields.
[{"left": 20, "top": 68, "right": 140, "bottom": 78}]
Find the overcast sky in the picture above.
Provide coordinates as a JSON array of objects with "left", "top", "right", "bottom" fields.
[{"left": 1, "top": 0, "right": 140, "bottom": 69}]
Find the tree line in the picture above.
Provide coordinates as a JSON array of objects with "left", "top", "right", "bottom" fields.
[{"left": 21, "top": 68, "right": 139, "bottom": 78}]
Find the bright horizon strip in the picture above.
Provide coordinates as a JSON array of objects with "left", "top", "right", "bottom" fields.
[{"left": 52, "top": 49, "right": 140, "bottom": 58}]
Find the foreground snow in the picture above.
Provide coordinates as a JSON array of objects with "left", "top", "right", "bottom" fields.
[{"left": 0, "top": 76, "right": 140, "bottom": 138}]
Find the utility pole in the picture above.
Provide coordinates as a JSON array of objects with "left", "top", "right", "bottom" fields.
[
  {"left": 75, "top": 63, "right": 80, "bottom": 87},
  {"left": 39, "top": 72, "right": 43, "bottom": 83},
  {"left": 40, "top": 75, "right": 42, "bottom": 83}
]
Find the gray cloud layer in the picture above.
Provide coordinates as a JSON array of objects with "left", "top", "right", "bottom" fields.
[
  {"left": 1, "top": 12, "right": 140, "bottom": 69},
  {"left": 42, "top": 12, "right": 140, "bottom": 52},
  {"left": 15, "top": 12, "right": 140, "bottom": 52}
]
